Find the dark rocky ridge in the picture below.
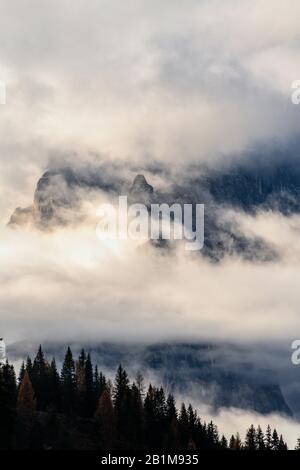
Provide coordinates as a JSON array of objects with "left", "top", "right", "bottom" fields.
[{"left": 9, "top": 159, "right": 293, "bottom": 260}]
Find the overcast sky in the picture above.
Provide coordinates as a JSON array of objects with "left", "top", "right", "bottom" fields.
[{"left": 1, "top": 0, "right": 300, "bottom": 219}]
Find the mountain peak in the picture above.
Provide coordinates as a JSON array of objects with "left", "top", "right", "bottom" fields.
[{"left": 130, "top": 174, "right": 154, "bottom": 195}]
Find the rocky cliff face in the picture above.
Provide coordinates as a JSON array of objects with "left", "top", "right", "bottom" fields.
[
  {"left": 8, "top": 159, "right": 300, "bottom": 260},
  {"left": 130, "top": 174, "right": 154, "bottom": 196}
]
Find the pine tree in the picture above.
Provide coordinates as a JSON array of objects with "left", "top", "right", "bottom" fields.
[
  {"left": 295, "top": 437, "right": 300, "bottom": 451},
  {"left": 187, "top": 404, "right": 197, "bottom": 428},
  {"left": 25, "top": 356, "right": 33, "bottom": 378},
  {"left": 166, "top": 415, "right": 180, "bottom": 450},
  {"left": 229, "top": 433, "right": 242, "bottom": 450},
  {"left": 84, "top": 353, "right": 94, "bottom": 417},
  {"left": 178, "top": 403, "right": 190, "bottom": 449},
  {"left": 245, "top": 424, "right": 256, "bottom": 450},
  {"left": 78, "top": 349, "right": 86, "bottom": 367},
  {"left": 272, "top": 428, "right": 279, "bottom": 450},
  {"left": 128, "top": 382, "right": 144, "bottom": 448},
  {"left": 49, "top": 358, "right": 61, "bottom": 411},
  {"left": 106, "top": 379, "right": 113, "bottom": 396},
  {"left": 166, "top": 394, "right": 177, "bottom": 424},
  {"left": 207, "top": 421, "right": 219, "bottom": 449},
  {"left": 265, "top": 425, "right": 272, "bottom": 450},
  {"left": 18, "top": 361, "right": 26, "bottom": 388},
  {"left": 94, "top": 365, "right": 100, "bottom": 398},
  {"left": 95, "top": 388, "right": 115, "bottom": 449},
  {"left": 0, "top": 362, "right": 17, "bottom": 449},
  {"left": 229, "top": 434, "right": 236, "bottom": 450},
  {"left": 136, "top": 371, "right": 145, "bottom": 397},
  {"left": 31, "top": 345, "right": 50, "bottom": 410},
  {"left": 99, "top": 372, "right": 107, "bottom": 395},
  {"left": 155, "top": 387, "right": 167, "bottom": 420},
  {"left": 113, "top": 365, "right": 130, "bottom": 439},
  {"left": 94, "top": 367, "right": 107, "bottom": 403},
  {"left": 278, "top": 434, "right": 287, "bottom": 450},
  {"left": 236, "top": 433, "right": 242, "bottom": 450},
  {"left": 61, "top": 347, "right": 77, "bottom": 415},
  {"left": 143, "top": 385, "right": 167, "bottom": 449},
  {"left": 255, "top": 425, "right": 265, "bottom": 451},
  {"left": 220, "top": 434, "right": 228, "bottom": 449},
  {"left": 2, "top": 361, "right": 17, "bottom": 400},
  {"left": 17, "top": 371, "right": 36, "bottom": 417},
  {"left": 144, "top": 385, "right": 156, "bottom": 449},
  {"left": 76, "top": 349, "right": 86, "bottom": 391}
]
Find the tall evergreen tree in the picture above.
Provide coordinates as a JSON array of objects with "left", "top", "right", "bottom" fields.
[
  {"left": 113, "top": 365, "right": 130, "bottom": 439},
  {"left": 272, "top": 428, "right": 279, "bottom": 450},
  {"left": 265, "top": 425, "right": 272, "bottom": 450},
  {"left": 255, "top": 425, "right": 265, "bottom": 451},
  {"left": 206, "top": 421, "right": 219, "bottom": 449},
  {"left": 166, "top": 393, "right": 177, "bottom": 424},
  {"left": 135, "top": 371, "right": 145, "bottom": 397},
  {"left": 16, "top": 371, "right": 36, "bottom": 450},
  {"left": 31, "top": 345, "right": 50, "bottom": 410},
  {"left": 2, "top": 361, "right": 17, "bottom": 400},
  {"left": 84, "top": 353, "right": 94, "bottom": 417},
  {"left": 128, "top": 382, "right": 144, "bottom": 448},
  {"left": 0, "top": 362, "right": 17, "bottom": 449},
  {"left": 229, "top": 434, "right": 236, "bottom": 450},
  {"left": 95, "top": 388, "right": 116, "bottom": 449},
  {"left": 245, "top": 424, "right": 256, "bottom": 450},
  {"left": 18, "top": 361, "right": 26, "bottom": 388},
  {"left": 229, "top": 433, "right": 242, "bottom": 450},
  {"left": 17, "top": 371, "right": 36, "bottom": 417},
  {"left": 25, "top": 356, "right": 33, "bottom": 379},
  {"left": 295, "top": 437, "right": 300, "bottom": 451},
  {"left": 278, "top": 434, "right": 287, "bottom": 451},
  {"left": 178, "top": 403, "right": 189, "bottom": 449},
  {"left": 220, "top": 435, "right": 228, "bottom": 449},
  {"left": 61, "top": 347, "right": 77, "bottom": 415},
  {"left": 76, "top": 349, "right": 86, "bottom": 393},
  {"left": 94, "top": 367, "right": 107, "bottom": 403},
  {"left": 235, "top": 433, "right": 242, "bottom": 450},
  {"left": 144, "top": 385, "right": 156, "bottom": 449},
  {"left": 78, "top": 349, "right": 86, "bottom": 367},
  {"left": 49, "top": 358, "right": 61, "bottom": 411},
  {"left": 187, "top": 404, "right": 197, "bottom": 430}
]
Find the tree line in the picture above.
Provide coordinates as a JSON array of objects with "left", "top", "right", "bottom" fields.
[{"left": 0, "top": 345, "right": 296, "bottom": 450}]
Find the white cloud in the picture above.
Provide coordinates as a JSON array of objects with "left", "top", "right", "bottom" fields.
[
  {"left": 0, "top": 207, "right": 300, "bottom": 346},
  {"left": 0, "top": 0, "right": 300, "bottom": 214}
]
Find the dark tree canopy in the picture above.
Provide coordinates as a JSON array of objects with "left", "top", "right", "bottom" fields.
[{"left": 0, "top": 346, "right": 290, "bottom": 450}]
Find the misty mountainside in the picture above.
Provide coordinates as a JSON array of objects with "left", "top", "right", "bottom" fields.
[
  {"left": 8, "top": 341, "right": 292, "bottom": 417},
  {"left": 94, "top": 342, "right": 292, "bottom": 417},
  {"left": 8, "top": 157, "right": 300, "bottom": 260}
]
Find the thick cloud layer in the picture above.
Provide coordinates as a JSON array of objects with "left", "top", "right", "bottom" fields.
[
  {"left": 192, "top": 403, "right": 300, "bottom": 450},
  {"left": 0, "top": 207, "right": 300, "bottom": 346},
  {"left": 1, "top": 0, "right": 300, "bottom": 219}
]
